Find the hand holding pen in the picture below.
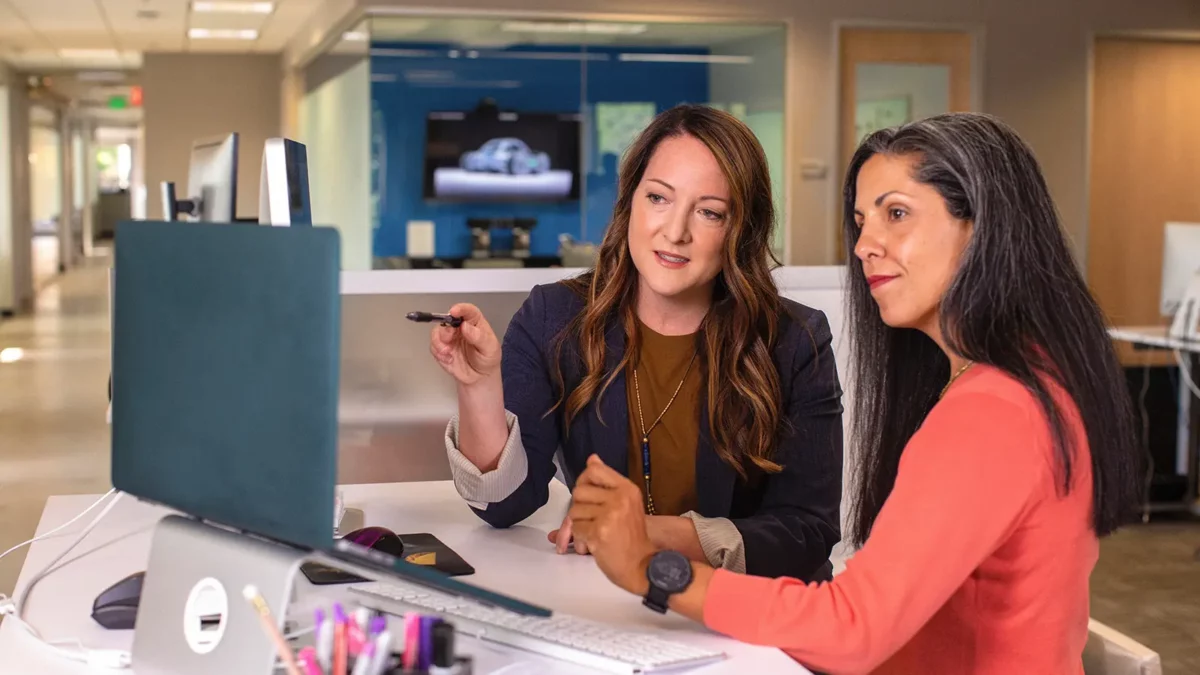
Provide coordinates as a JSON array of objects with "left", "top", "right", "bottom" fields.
[{"left": 424, "top": 304, "right": 502, "bottom": 387}]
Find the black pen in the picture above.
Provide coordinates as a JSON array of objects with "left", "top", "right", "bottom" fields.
[{"left": 406, "top": 311, "right": 463, "bottom": 328}]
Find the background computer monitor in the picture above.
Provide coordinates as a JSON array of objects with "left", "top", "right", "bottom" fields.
[
  {"left": 1160, "top": 222, "right": 1200, "bottom": 317},
  {"left": 260, "top": 138, "right": 312, "bottom": 226},
  {"left": 188, "top": 133, "right": 239, "bottom": 222},
  {"left": 162, "top": 133, "right": 239, "bottom": 222}
]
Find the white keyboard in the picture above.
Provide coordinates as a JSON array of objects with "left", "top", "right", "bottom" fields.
[{"left": 350, "top": 580, "right": 726, "bottom": 674}]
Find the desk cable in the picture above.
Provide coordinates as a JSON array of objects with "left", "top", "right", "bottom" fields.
[
  {"left": 1174, "top": 349, "right": 1200, "bottom": 401},
  {"left": 0, "top": 489, "right": 133, "bottom": 669}
]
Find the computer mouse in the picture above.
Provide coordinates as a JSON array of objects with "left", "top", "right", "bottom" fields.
[
  {"left": 92, "top": 570, "right": 145, "bottom": 630},
  {"left": 342, "top": 526, "right": 405, "bottom": 558}
]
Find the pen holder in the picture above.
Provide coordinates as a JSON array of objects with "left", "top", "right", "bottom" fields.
[
  {"left": 383, "top": 653, "right": 473, "bottom": 675},
  {"left": 130, "top": 515, "right": 308, "bottom": 675}
]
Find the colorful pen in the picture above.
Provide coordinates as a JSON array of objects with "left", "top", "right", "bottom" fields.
[
  {"left": 242, "top": 585, "right": 303, "bottom": 675},
  {"left": 367, "top": 630, "right": 393, "bottom": 675},
  {"left": 315, "top": 609, "right": 334, "bottom": 670},
  {"left": 333, "top": 604, "right": 349, "bottom": 675},
  {"left": 354, "top": 607, "right": 372, "bottom": 632},
  {"left": 298, "top": 646, "right": 322, "bottom": 675},
  {"left": 419, "top": 616, "right": 438, "bottom": 670},
  {"left": 351, "top": 642, "right": 376, "bottom": 675},
  {"left": 403, "top": 613, "right": 420, "bottom": 671},
  {"left": 347, "top": 614, "right": 367, "bottom": 657}
]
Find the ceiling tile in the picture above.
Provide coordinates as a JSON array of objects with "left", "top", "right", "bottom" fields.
[
  {"left": 253, "top": 0, "right": 321, "bottom": 52},
  {"left": 185, "top": 39, "right": 256, "bottom": 53},
  {"left": 10, "top": 0, "right": 104, "bottom": 23},
  {"left": 4, "top": 50, "right": 64, "bottom": 70}
]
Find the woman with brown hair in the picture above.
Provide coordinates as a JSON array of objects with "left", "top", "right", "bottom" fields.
[{"left": 428, "top": 104, "right": 843, "bottom": 580}]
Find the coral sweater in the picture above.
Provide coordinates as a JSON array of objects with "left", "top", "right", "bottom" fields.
[{"left": 703, "top": 365, "right": 1098, "bottom": 675}]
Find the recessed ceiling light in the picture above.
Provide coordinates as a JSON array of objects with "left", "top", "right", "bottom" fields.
[
  {"left": 0, "top": 348, "right": 25, "bottom": 364},
  {"left": 617, "top": 53, "right": 754, "bottom": 65},
  {"left": 77, "top": 71, "right": 127, "bottom": 82},
  {"left": 500, "top": 21, "right": 647, "bottom": 35},
  {"left": 191, "top": 1, "right": 273, "bottom": 13},
  {"left": 342, "top": 32, "right": 368, "bottom": 42},
  {"left": 188, "top": 28, "right": 259, "bottom": 40},
  {"left": 59, "top": 49, "right": 121, "bottom": 59}
]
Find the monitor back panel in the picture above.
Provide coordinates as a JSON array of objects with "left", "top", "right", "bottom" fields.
[{"left": 112, "top": 220, "right": 340, "bottom": 550}]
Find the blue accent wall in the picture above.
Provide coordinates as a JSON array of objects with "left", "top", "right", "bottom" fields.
[{"left": 370, "top": 43, "right": 710, "bottom": 259}]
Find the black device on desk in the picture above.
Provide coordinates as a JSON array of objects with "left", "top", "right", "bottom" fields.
[
  {"left": 106, "top": 220, "right": 547, "bottom": 635},
  {"left": 467, "top": 217, "right": 536, "bottom": 259},
  {"left": 300, "top": 528, "right": 475, "bottom": 585},
  {"left": 92, "top": 571, "right": 145, "bottom": 630}
]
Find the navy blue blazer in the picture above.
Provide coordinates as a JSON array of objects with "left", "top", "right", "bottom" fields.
[{"left": 476, "top": 282, "right": 844, "bottom": 581}]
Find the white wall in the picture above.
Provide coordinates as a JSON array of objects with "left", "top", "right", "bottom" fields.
[
  {"left": 29, "top": 124, "right": 62, "bottom": 226},
  {"left": 142, "top": 53, "right": 283, "bottom": 221},
  {"left": 1, "top": 65, "right": 33, "bottom": 312},
  {"left": 300, "top": 55, "right": 372, "bottom": 271},
  {"left": 0, "top": 84, "right": 12, "bottom": 312},
  {"left": 855, "top": 63, "right": 951, "bottom": 126}
]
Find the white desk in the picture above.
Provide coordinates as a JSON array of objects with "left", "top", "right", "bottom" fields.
[
  {"left": 0, "top": 481, "right": 808, "bottom": 674},
  {"left": 1109, "top": 325, "right": 1200, "bottom": 513}
]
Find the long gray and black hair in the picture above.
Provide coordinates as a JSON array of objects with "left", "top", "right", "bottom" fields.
[{"left": 842, "top": 112, "right": 1143, "bottom": 546}]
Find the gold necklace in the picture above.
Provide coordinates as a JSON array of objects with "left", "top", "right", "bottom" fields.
[
  {"left": 632, "top": 352, "right": 697, "bottom": 516},
  {"left": 939, "top": 361, "right": 975, "bottom": 400}
]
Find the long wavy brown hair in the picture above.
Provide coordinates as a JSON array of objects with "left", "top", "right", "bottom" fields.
[{"left": 551, "top": 104, "right": 785, "bottom": 477}]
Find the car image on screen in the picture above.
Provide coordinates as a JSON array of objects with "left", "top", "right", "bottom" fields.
[{"left": 459, "top": 138, "right": 552, "bottom": 176}]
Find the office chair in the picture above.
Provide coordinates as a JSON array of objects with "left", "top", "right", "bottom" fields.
[{"left": 1082, "top": 619, "right": 1162, "bottom": 675}]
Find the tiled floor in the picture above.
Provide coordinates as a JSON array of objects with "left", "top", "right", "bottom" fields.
[
  {"left": 0, "top": 257, "right": 1197, "bottom": 671},
  {"left": 0, "top": 255, "right": 112, "bottom": 596}
]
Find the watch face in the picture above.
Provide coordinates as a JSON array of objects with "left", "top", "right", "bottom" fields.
[{"left": 648, "top": 551, "right": 692, "bottom": 594}]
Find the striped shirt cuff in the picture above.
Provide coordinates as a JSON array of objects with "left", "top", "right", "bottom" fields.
[
  {"left": 445, "top": 411, "right": 529, "bottom": 510},
  {"left": 680, "top": 511, "right": 747, "bottom": 574}
]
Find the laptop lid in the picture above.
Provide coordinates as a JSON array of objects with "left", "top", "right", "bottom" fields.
[{"left": 112, "top": 220, "right": 340, "bottom": 550}]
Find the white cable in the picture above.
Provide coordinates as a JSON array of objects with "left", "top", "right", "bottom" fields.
[
  {"left": 0, "top": 492, "right": 132, "bottom": 669},
  {"left": 1173, "top": 349, "right": 1200, "bottom": 400},
  {"left": 0, "top": 489, "right": 116, "bottom": 562},
  {"left": 1138, "top": 361, "right": 1154, "bottom": 524}
]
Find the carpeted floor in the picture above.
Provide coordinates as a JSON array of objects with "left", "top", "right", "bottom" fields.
[{"left": 1090, "top": 520, "right": 1200, "bottom": 673}]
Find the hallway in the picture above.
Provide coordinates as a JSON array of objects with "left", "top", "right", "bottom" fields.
[{"left": 0, "top": 256, "right": 112, "bottom": 595}]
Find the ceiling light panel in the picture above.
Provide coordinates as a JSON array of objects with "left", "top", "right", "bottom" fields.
[
  {"left": 191, "top": 1, "right": 274, "bottom": 13},
  {"left": 501, "top": 21, "right": 647, "bottom": 35},
  {"left": 188, "top": 28, "right": 259, "bottom": 40}
]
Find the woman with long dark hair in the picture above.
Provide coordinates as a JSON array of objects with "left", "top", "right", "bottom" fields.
[
  {"left": 567, "top": 112, "right": 1143, "bottom": 673},
  {"left": 428, "top": 104, "right": 843, "bottom": 581}
]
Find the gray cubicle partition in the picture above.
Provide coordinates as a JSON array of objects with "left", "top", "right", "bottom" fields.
[{"left": 338, "top": 290, "right": 531, "bottom": 485}]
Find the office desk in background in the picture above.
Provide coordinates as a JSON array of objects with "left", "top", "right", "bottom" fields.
[
  {"left": 0, "top": 480, "right": 808, "bottom": 674},
  {"left": 1109, "top": 325, "right": 1200, "bottom": 516}
]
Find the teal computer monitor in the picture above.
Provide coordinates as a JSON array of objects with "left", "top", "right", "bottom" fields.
[{"left": 111, "top": 220, "right": 549, "bottom": 616}]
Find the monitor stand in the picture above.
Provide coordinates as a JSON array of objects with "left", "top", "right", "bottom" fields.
[
  {"left": 1169, "top": 271, "right": 1200, "bottom": 342},
  {"left": 131, "top": 515, "right": 307, "bottom": 675}
]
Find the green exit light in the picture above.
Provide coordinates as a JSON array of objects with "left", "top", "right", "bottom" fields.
[{"left": 108, "top": 95, "right": 128, "bottom": 109}]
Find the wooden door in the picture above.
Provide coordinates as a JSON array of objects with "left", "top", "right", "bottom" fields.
[
  {"left": 1089, "top": 38, "right": 1200, "bottom": 364},
  {"left": 837, "top": 28, "right": 975, "bottom": 260}
]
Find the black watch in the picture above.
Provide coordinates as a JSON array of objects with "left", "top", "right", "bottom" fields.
[{"left": 642, "top": 550, "right": 693, "bottom": 614}]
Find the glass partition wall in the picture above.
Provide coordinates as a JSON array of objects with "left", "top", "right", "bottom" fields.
[{"left": 301, "top": 15, "right": 787, "bottom": 271}]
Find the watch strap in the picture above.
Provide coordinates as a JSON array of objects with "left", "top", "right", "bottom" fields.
[{"left": 642, "top": 584, "right": 670, "bottom": 614}]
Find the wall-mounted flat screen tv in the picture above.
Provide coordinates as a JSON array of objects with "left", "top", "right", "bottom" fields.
[{"left": 423, "top": 110, "right": 582, "bottom": 202}]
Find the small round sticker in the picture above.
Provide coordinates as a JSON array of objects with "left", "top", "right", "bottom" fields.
[{"left": 182, "top": 577, "right": 228, "bottom": 655}]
